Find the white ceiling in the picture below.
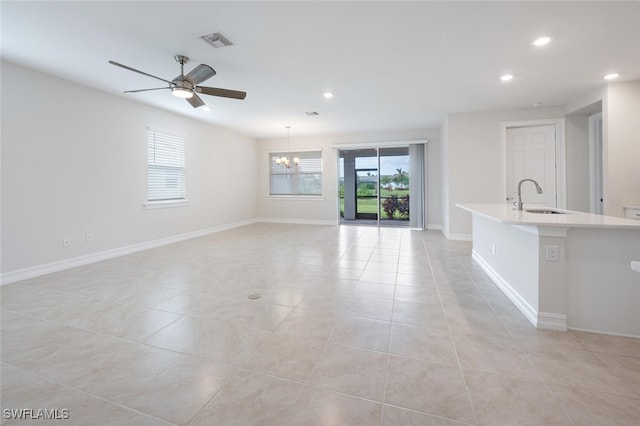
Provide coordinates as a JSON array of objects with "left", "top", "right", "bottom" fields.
[{"left": 2, "top": 1, "right": 639, "bottom": 139}]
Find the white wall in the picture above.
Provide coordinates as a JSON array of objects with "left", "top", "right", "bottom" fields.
[
  {"left": 1, "top": 61, "right": 258, "bottom": 276},
  {"left": 566, "top": 227, "right": 640, "bottom": 336},
  {"left": 564, "top": 115, "right": 590, "bottom": 212},
  {"left": 256, "top": 128, "right": 442, "bottom": 227},
  {"left": 443, "top": 80, "right": 640, "bottom": 238},
  {"left": 563, "top": 99, "right": 603, "bottom": 214},
  {"left": 603, "top": 80, "right": 640, "bottom": 216},
  {"left": 442, "top": 107, "right": 565, "bottom": 238},
  {"left": 563, "top": 80, "right": 640, "bottom": 218},
  {"left": 426, "top": 134, "right": 442, "bottom": 229},
  {"left": 440, "top": 119, "right": 449, "bottom": 234},
  {"left": 5, "top": 62, "right": 635, "bottom": 281}
]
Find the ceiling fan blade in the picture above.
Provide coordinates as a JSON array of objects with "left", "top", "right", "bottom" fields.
[
  {"left": 196, "top": 86, "right": 247, "bottom": 100},
  {"left": 186, "top": 93, "right": 205, "bottom": 108},
  {"left": 185, "top": 64, "right": 216, "bottom": 85},
  {"left": 123, "top": 87, "right": 171, "bottom": 93},
  {"left": 109, "top": 60, "right": 174, "bottom": 86}
]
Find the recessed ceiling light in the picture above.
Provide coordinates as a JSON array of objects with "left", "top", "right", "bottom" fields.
[
  {"left": 604, "top": 73, "right": 619, "bottom": 80},
  {"left": 201, "top": 106, "right": 211, "bottom": 112},
  {"left": 532, "top": 36, "right": 552, "bottom": 47},
  {"left": 500, "top": 74, "right": 514, "bottom": 82},
  {"left": 323, "top": 92, "right": 334, "bottom": 99}
]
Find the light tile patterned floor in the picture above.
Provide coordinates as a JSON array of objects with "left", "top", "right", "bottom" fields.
[{"left": 1, "top": 223, "right": 639, "bottom": 425}]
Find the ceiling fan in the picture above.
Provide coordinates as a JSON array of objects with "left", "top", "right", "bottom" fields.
[{"left": 109, "top": 55, "right": 247, "bottom": 108}]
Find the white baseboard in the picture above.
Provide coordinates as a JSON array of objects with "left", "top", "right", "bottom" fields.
[
  {"left": 427, "top": 224, "right": 443, "bottom": 231},
  {"left": 257, "top": 217, "right": 337, "bottom": 226},
  {"left": 568, "top": 326, "right": 640, "bottom": 339},
  {"left": 537, "top": 312, "right": 568, "bottom": 331},
  {"left": 473, "top": 250, "right": 568, "bottom": 331},
  {"left": 447, "top": 233, "right": 472, "bottom": 241},
  {"left": 441, "top": 227, "right": 472, "bottom": 241},
  {"left": 1, "top": 218, "right": 259, "bottom": 286},
  {"left": 472, "top": 250, "right": 539, "bottom": 327}
]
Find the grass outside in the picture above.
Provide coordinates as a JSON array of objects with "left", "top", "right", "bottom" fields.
[{"left": 340, "top": 189, "right": 409, "bottom": 220}]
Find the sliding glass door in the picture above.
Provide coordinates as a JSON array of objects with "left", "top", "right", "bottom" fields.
[
  {"left": 339, "top": 147, "right": 411, "bottom": 227},
  {"left": 379, "top": 147, "right": 410, "bottom": 225},
  {"left": 355, "top": 168, "right": 378, "bottom": 220}
]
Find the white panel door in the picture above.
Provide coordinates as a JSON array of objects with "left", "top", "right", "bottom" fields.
[{"left": 506, "top": 125, "right": 557, "bottom": 207}]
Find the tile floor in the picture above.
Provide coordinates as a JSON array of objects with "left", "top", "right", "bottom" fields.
[{"left": 1, "top": 223, "right": 639, "bottom": 425}]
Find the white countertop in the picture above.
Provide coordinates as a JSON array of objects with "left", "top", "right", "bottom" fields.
[{"left": 457, "top": 203, "right": 640, "bottom": 229}]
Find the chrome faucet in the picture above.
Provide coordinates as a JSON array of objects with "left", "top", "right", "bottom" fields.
[{"left": 515, "top": 178, "right": 543, "bottom": 210}]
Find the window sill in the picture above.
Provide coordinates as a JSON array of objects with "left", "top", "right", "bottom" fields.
[
  {"left": 267, "top": 195, "right": 326, "bottom": 200},
  {"left": 144, "top": 199, "right": 190, "bottom": 209}
]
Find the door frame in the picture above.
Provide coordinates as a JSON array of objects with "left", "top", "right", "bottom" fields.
[
  {"left": 335, "top": 140, "right": 426, "bottom": 227},
  {"left": 588, "top": 112, "right": 604, "bottom": 214},
  {"left": 354, "top": 166, "right": 380, "bottom": 221},
  {"left": 500, "top": 118, "right": 566, "bottom": 209}
]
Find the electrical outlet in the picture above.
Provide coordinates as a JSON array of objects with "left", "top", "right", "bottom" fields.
[
  {"left": 492, "top": 244, "right": 496, "bottom": 256},
  {"left": 63, "top": 237, "right": 71, "bottom": 248},
  {"left": 86, "top": 232, "right": 94, "bottom": 243},
  {"left": 545, "top": 245, "right": 559, "bottom": 262}
]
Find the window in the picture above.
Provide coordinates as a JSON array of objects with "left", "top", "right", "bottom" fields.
[
  {"left": 147, "top": 128, "right": 186, "bottom": 202},
  {"left": 270, "top": 150, "right": 322, "bottom": 196}
]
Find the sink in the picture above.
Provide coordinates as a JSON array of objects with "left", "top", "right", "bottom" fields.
[{"left": 524, "top": 208, "right": 567, "bottom": 214}]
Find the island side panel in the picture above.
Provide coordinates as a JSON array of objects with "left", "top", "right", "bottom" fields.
[
  {"left": 566, "top": 227, "right": 640, "bottom": 337},
  {"left": 471, "top": 214, "right": 540, "bottom": 325},
  {"left": 535, "top": 230, "right": 569, "bottom": 330}
]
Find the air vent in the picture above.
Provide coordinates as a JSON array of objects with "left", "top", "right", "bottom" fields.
[
  {"left": 305, "top": 111, "right": 319, "bottom": 116},
  {"left": 201, "top": 32, "right": 234, "bottom": 48}
]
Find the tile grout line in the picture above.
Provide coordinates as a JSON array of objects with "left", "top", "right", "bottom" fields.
[
  {"left": 421, "top": 231, "right": 480, "bottom": 425},
  {"left": 1, "top": 361, "right": 180, "bottom": 426},
  {"left": 185, "top": 368, "right": 243, "bottom": 426},
  {"left": 6, "top": 225, "right": 637, "bottom": 424},
  {"left": 475, "top": 255, "right": 577, "bottom": 426},
  {"left": 379, "top": 233, "right": 404, "bottom": 424}
]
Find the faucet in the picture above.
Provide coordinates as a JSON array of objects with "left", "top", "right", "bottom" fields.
[{"left": 515, "top": 178, "right": 543, "bottom": 210}]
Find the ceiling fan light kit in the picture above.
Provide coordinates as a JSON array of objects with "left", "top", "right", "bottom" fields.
[
  {"left": 109, "top": 54, "right": 246, "bottom": 109},
  {"left": 171, "top": 87, "right": 194, "bottom": 99}
]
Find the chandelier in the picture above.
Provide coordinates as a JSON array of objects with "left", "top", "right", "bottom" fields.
[{"left": 275, "top": 126, "right": 299, "bottom": 169}]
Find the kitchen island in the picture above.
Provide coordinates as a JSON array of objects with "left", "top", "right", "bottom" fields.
[{"left": 457, "top": 203, "right": 640, "bottom": 337}]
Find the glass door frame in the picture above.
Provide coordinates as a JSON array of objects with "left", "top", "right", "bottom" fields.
[
  {"left": 354, "top": 166, "right": 380, "bottom": 222},
  {"left": 338, "top": 145, "right": 411, "bottom": 227}
]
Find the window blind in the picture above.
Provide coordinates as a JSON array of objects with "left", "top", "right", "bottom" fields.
[
  {"left": 270, "top": 150, "right": 322, "bottom": 196},
  {"left": 147, "top": 128, "right": 186, "bottom": 201}
]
